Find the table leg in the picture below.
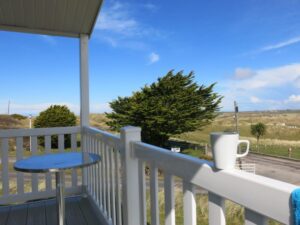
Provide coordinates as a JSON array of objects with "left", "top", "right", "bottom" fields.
[{"left": 56, "top": 171, "right": 65, "bottom": 225}]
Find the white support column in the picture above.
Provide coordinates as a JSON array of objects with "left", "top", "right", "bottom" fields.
[
  {"left": 120, "top": 126, "right": 142, "bottom": 225},
  {"left": 80, "top": 34, "right": 89, "bottom": 191},
  {"left": 80, "top": 34, "right": 90, "bottom": 128}
]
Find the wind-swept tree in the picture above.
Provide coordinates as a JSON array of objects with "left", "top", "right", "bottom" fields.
[{"left": 106, "top": 70, "right": 222, "bottom": 147}]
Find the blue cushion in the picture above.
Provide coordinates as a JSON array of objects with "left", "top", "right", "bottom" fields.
[{"left": 292, "top": 188, "right": 300, "bottom": 225}]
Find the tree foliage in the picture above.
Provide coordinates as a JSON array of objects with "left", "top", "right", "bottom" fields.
[
  {"left": 34, "top": 105, "right": 77, "bottom": 148},
  {"left": 106, "top": 70, "right": 222, "bottom": 146},
  {"left": 250, "top": 122, "right": 266, "bottom": 147}
]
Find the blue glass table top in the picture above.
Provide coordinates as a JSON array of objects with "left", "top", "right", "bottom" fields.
[{"left": 14, "top": 152, "right": 101, "bottom": 173}]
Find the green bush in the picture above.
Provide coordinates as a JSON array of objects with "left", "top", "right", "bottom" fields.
[
  {"left": 34, "top": 105, "right": 77, "bottom": 148},
  {"left": 11, "top": 114, "right": 27, "bottom": 120}
]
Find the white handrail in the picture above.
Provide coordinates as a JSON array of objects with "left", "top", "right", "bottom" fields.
[
  {"left": 0, "top": 126, "right": 81, "bottom": 205},
  {"left": 133, "top": 141, "right": 297, "bottom": 224}
]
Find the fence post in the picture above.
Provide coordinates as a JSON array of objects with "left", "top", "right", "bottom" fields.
[{"left": 121, "top": 126, "right": 142, "bottom": 225}]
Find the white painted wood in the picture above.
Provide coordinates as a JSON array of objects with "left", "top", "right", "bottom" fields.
[
  {"left": 120, "top": 126, "right": 142, "bottom": 225},
  {"left": 80, "top": 34, "right": 90, "bottom": 127},
  {"left": 0, "top": 126, "right": 80, "bottom": 138},
  {"left": 245, "top": 209, "right": 268, "bottom": 225},
  {"left": 150, "top": 162, "right": 159, "bottom": 225},
  {"left": 71, "top": 133, "right": 78, "bottom": 187},
  {"left": 101, "top": 141, "right": 107, "bottom": 215},
  {"left": 105, "top": 145, "right": 111, "bottom": 220},
  {"left": 81, "top": 133, "right": 88, "bottom": 186},
  {"left": 97, "top": 140, "right": 103, "bottom": 208},
  {"left": 31, "top": 136, "right": 38, "bottom": 193},
  {"left": 183, "top": 182, "right": 196, "bottom": 225},
  {"left": 208, "top": 192, "right": 226, "bottom": 225},
  {"left": 83, "top": 126, "right": 121, "bottom": 146},
  {"left": 44, "top": 135, "right": 52, "bottom": 191},
  {"left": 1, "top": 138, "right": 9, "bottom": 196},
  {"left": 16, "top": 137, "right": 24, "bottom": 195},
  {"left": 138, "top": 160, "right": 147, "bottom": 225},
  {"left": 58, "top": 134, "right": 64, "bottom": 152},
  {"left": 114, "top": 147, "right": 122, "bottom": 225},
  {"left": 164, "top": 173, "right": 175, "bottom": 225},
  {"left": 133, "top": 142, "right": 296, "bottom": 224},
  {"left": 109, "top": 147, "right": 116, "bottom": 225}
]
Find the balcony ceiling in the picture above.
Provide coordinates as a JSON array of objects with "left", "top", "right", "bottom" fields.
[{"left": 0, "top": 0, "right": 103, "bottom": 38}]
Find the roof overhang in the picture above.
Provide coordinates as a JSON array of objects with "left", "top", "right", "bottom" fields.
[{"left": 0, "top": 0, "right": 103, "bottom": 38}]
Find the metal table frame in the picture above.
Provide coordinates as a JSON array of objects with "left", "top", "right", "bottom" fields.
[{"left": 14, "top": 152, "right": 101, "bottom": 225}]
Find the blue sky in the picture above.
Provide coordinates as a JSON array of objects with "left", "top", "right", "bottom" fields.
[{"left": 1, "top": 0, "right": 300, "bottom": 114}]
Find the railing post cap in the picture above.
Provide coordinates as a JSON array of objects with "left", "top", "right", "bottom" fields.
[{"left": 120, "top": 126, "right": 141, "bottom": 133}]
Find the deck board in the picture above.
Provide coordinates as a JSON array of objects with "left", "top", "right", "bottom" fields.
[
  {"left": 6, "top": 204, "right": 28, "bottom": 225},
  {"left": 0, "top": 206, "right": 10, "bottom": 225},
  {"left": 27, "top": 201, "right": 47, "bottom": 225},
  {"left": 0, "top": 196, "right": 103, "bottom": 225}
]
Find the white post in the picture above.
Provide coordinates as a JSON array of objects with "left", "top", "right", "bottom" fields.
[
  {"left": 120, "top": 126, "right": 142, "bottom": 225},
  {"left": 80, "top": 34, "right": 90, "bottom": 128},
  {"left": 80, "top": 34, "right": 89, "bottom": 190}
]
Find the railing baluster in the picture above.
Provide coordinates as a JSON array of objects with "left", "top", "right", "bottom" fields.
[
  {"left": 139, "top": 160, "right": 147, "bottom": 225},
  {"left": 164, "top": 173, "right": 175, "bottom": 225},
  {"left": 110, "top": 147, "right": 116, "bottom": 225},
  {"left": 208, "top": 192, "right": 226, "bottom": 225},
  {"left": 31, "top": 136, "right": 38, "bottom": 193},
  {"left": 106, "top": 144, "right": 112, "bottom": 221},
  {"left": 183, "top": 181, "right": 196, "bottom": 225},
  {"left": 94, "top": 138, "right": 100, "bottom": 207},
  {"left": 102, "top": 141, "right": 107, "bottom": 216},
  {"left": 97, "top": 140, "right": 103, "bottom": 210},
  {"left": 71, "top": 133, "right": 78, "bottom": 187},
  {"left": 115, "top": 147, "right": 122, "bottom": 225},
  {"left": 1, "top": 138, "right": 9, "bottom": 196},
  {"left": 58, "top": 134, "right": 64, "bottom": 152},
  {"left": 16, "top": 137, "right": 24, "bottom": 195},
  {"left": 93, "top": 137, "right": 97, "bottom": 199},
  {"left": 245, "top": 209, "right": 268, "bottom": 225},
  {"left": 44, "top": 135, "right": 52, "bottom": 192},
  {"left": 150, "top": 162, "right": 159, "bottom": 225}
]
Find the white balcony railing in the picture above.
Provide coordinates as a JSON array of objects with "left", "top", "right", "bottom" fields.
[
  {"left": 82, "top": 126, "right": 297, "bottom": 225},
  {"left": 1, "top": 126, "right": 297, "bottom": 225},
  {"left": 0, "top": 126, "right": 82, "bottom": 204}
]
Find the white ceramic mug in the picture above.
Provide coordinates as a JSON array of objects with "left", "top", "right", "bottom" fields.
[{"left": 210, "top": 132, "right": 250, "bottom": 170}]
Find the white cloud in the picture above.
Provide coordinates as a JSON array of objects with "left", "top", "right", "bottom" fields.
[
  {"left": 95, "top": 1, "right": 163, "bottom": 52},
  {"left": 259, "top": 35, "right": 300, "bottom": 53},
  {"left": 285, "top": 95, "right": 300, "bottom": 103},
  {"left": 226, "top": 63, "right": 300, "bottom": 90},
  {"left": 148, "top": 52, "right": 160, "bottom": 64},
  {"left": 96, "top": 2, "right": 138, "bottom": 36},
  {"left": 250, "top": 96, "right": 261, "bottom": 103},
  {"left": 219, "top": 63, "right": 300, "bottom": 111},
  {"left": 40, "top": 35, "right": 56, "bottom": 45},
  {"left": 234, "top": 68, "right": 255, "bottom": 79}
]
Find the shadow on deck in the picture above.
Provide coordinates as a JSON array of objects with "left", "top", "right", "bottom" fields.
[{"left": 0, "top": 196, "right": 103, "bottom": 225}]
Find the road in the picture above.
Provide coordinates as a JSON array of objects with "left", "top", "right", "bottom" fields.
[{"left": 244, "top": 153, "right": 300, "bottom": 185}]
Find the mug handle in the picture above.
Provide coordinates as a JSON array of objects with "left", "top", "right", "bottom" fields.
[{"left": 236, "top": 140, "right": 250, "bottom": 158}]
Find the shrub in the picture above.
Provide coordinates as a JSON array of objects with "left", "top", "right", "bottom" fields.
[
  {"left": 11, "top": 114, "right": 27, "bottom": 120},
  {"left": 34, "top": 105, "right": 77, "bottom": 148}
]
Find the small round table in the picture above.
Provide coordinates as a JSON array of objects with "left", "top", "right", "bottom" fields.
[{"left": 14, "top": 152, "right": 101, "bottom": 225}]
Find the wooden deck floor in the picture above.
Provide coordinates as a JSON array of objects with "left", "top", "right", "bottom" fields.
[{"left": 0, "top": 196, "right": 103, "bottom": 225}]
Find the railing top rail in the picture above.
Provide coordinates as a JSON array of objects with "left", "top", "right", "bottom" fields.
[
  {"left": 133, "top": 141, "right": 297, "bottom": 224},
  {"left": 82, "top": 126, "right": 121, "bottom": 147},
  {"left": 0, "top": 126, "right": 81, "bottom": 138}
]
